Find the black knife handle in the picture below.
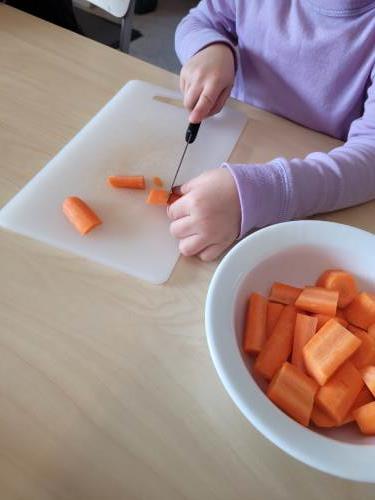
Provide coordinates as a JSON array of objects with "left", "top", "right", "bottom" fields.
[{"left": 185, "top": 122, "right": 201, "bottom": 144}]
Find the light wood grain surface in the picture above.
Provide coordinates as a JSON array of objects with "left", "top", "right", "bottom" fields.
[{"left": 1, "top": 5, "right": 374, "bottom": 500}]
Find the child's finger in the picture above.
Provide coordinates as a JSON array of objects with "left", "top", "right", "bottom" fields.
[
  {"left": 198, "top": 242, "right": 228, "bottom": 262},
  {"left": 189, "top": 92, "right": 215, "bottom": 123},
  {"left": 169, "top": 216, "right": 195, "bottom": 239},
  {"left": 179, "top": 75, "right": 186, "bottom": 94},
  {"left": 179, "top": 235, "right": 207, "bottom": 257},
  {"left": 167, "top": 196, "right": 190, "bottom": 220},
  {"left": 208, "top": 86, "right": 232, "bottom": 117},
  {"left": 184, "top": 83, "right": 202, "bottom": 111}
]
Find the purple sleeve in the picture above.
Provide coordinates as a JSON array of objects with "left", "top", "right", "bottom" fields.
[
  {"left": 227, "top": 66, "right": 375, "bottom": 237},
  {"left": 175, "top": 0, "right": 237, "bottom": 64}
]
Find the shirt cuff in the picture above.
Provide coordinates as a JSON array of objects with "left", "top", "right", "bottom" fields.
[
  {"left": 176, "top": 28, "right": 237, "bottom": 68},
  {"left": 224, "top": 161, "right": 291, "bottom": 238}
]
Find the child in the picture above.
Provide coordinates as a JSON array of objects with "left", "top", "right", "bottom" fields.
[{"left": 168, "top": 0, "right": 375, "bottom": 261}]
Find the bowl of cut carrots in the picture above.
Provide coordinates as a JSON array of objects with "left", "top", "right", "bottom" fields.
[{"left": 205, "top": 220, "right": 375, "bottom": 482}]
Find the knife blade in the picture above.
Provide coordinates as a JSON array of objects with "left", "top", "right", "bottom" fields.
[{"left": 169, "top": 122, "right": 201, "bottom": 194}]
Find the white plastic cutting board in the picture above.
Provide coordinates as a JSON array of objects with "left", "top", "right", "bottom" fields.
[{"left": 0, "top": 80, "right": 247, "bottom": 284}]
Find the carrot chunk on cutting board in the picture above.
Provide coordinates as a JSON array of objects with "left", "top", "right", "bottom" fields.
[
  {"left": 316, "top": 270, "right": 358, "bottom": 309},
  {"left": 243, "top": 293, "right": 268, "bottom": 354},
  {"left": 303, "top": 319, "right": 361, "bottom": 386},
  {"left": 345, "top": 292, "right": 375, "bottom": 330},
  {"left": 266, "top": 302, "right": 285, "bottom": 338},
  {"left": 347, "top": 326, "right": 375, "bottom": 369},
  {"left": 62, "top": 196, "right": 102, "bottom": 235},
  {"left": 146, "top": 189, "right": 170, "bottom": 206},
  {"left": 315, "top": 361, "right": 364, "bottom": 424},
  {"left": 291, "top": 313, "right": 318, "bottom": 373},
  {"left": 353, "top": 401, "right": 375, "bottom": 435},
  {"left": 360, "top": 365, "right": 375, "bottom": 397},
  {"left": 267, "top": 362, "right": 318, "bottom": 426},
  {"left": 295, "top": 287, "right": 339, "bottom": 316},
  {"left": 269, "top": 282, "right": 302, "bottom": 305},
  {"left": 254, "top": 305, "right": 297, "bottom": 380},
  {"left": 342, "top": 385, "right": 374, "bottom": 424},
  {"left": 152, "top": 176, "right": 164, "bottom": 187},
  {"left": 107, "top": 175, "right": 145, "bottom": 189}
]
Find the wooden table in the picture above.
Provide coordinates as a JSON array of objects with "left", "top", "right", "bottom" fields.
[{"left": 1, "top": 5, "right": 374, "bottom": 499}]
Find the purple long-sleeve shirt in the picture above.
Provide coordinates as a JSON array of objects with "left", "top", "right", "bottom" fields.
[{"left": 175, "top": 0, "right": 375, "bottom": 236}]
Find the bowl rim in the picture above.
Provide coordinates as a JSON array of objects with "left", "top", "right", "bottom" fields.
[{"left": 205, "top": 220, "right": 375, "bottom": 482}]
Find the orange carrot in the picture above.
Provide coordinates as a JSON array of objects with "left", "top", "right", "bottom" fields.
[
  {"left": 243, "top": 293, "right": 268, "bottom": 354},
  {"left": 266, "top": 302, "right": 285, "bottom": 338},
  {"left": 368, "top": 323, "right": 375, "bottom": 341},
  {"left": 152, "top": 176, "right": 164, "bottom": 187},
  {"left": 254, "top": 306, "right": 297, "bottom": 380},
  {"left": 336, "top": 308, "right": 347, "bottom": 320},
  {"left": 146, "top": 189, "right": 170, "bottom": 206},
  {"left": 353, "top": 401, "right": 375, "bottom": 435},
  {"left": 269, "top": 282, "right": 302, "bottom": 305},
  {"left": 342, "top": 385, "right": 374, "bottom": 425},
  {"left": 347, "top": 326, "right": 375, "bottom": 369},
  {"left": 314, "top": 313, "right": 348, "bottom": 330},
  {"left": 345, "top": 292, "right": 375, "bottom": 330},
  {"left": 316, "top": 270, "right": 358, "bottom": 309},
  {"left": 310, "top": 405, "right": 337, "bottom": 428},
  {"left": 62, "top": 196, "right": 102, "bottom": 236},
  {"left": 295, "top": 287, "right": 339, "bottom": 316},
  {"left": 291, "top": 313, "right": 318, "bottom": 373},
  {"left": 107, "top": 175, "right": 145, "bottom": 189},
  {"left": 315, "top": 361, "right": 364, "bottom": 423},
  {"left": 167, "top": 192, "right": 182, "bottom": 205},
  {"left": 303, "top": 319, "right": 361, "bottom": 386},
  {"left": 267, "top": 362, "right": 318, "bottom": 426},
  {"left": 360, "top": 365, "right": 375, "bottom": 397}
]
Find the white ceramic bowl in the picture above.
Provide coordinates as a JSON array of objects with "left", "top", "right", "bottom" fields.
[{"left": 205, "top": 220, "right": 375, "bottom": 482}]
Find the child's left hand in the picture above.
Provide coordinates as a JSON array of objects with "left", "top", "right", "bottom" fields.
[{"left": 167, "top": 168, "right": 241, "bottom": 261}]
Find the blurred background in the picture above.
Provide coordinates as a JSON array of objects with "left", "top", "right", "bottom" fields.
[{"left": 4, "top": 0, "right": 197, "bottom": 73}]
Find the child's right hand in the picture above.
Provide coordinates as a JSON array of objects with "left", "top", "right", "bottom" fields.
[{"left": 180, "top": 43, "right": 235, "bottom": 123}]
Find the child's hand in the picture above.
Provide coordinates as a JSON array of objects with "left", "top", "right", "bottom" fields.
[
  {"left": 167, "top": 168, "right": 241, "bottom": 261},
  {"left": 180, "top": 43, "right": 235, "bottom": 124}
]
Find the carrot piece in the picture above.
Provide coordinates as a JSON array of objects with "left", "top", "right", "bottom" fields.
[
  {"left": 368, "top": 324, "right": 375, "bottom": 341},
  {"left": 254, "top": 305, "right": 297, "bottom": 380},
  {"left": 342, "top": 385, "right": 374, "bottom": 424},
  {"left": 302, "top": 319, "right": 361, "bottom": 386},
  {"left": 353, "top": 401, "right": 375, "bottom": 435},
  {"left": 167, "top": 192, "right": 182, "bottom": 205},
  {"left": 315, "top": 361, "right": 364, "bottom": 424},
  {"left": 266, "top": 302, "right": 285, "bottom": 338},
  {"left": 336, "top": 308, "right": 347, "bottom": 320},
  {"left": 107, "top": 175, "right": 145, "bottom": 189},
  {"left": 62, "top": 196, "right": 102, "bottom": 236},
  {"left": 347, "top": 326, "right": 375, "bottom": 369},
  {"left": 146, "top": 189, "right": 170, "bottom": 206},
  {"left": 291, "top": 313, "right": 318, "bottom": 373},
  {"left": 360, "top": 365, "right": 375, "bottom": 397},
  {"left": 152, "top": 176, "right": 164, "bottom": 188},
  {"left": 269, "top": 282, "right": 302, "bottom": 305},
  {"left": 267, "top": 362, "right": 318, "bottom": 426},
  {"left": 295, "top": 287, "right": 339, "bottom": 316},
  {"left": 310, "top": 405, "right": 337, "bottom": 428},
  {"left": 316, "top": 270, "right": 358, "bottom": 309},
  {"left": 314, "top": 313, "right": 348, "bottom": 330},
  {"left": 345, "top": 292, "right": 375, "bottom": 330},
  {"left": 243, "top": 293, "right": 268, "bottom": 354}
]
